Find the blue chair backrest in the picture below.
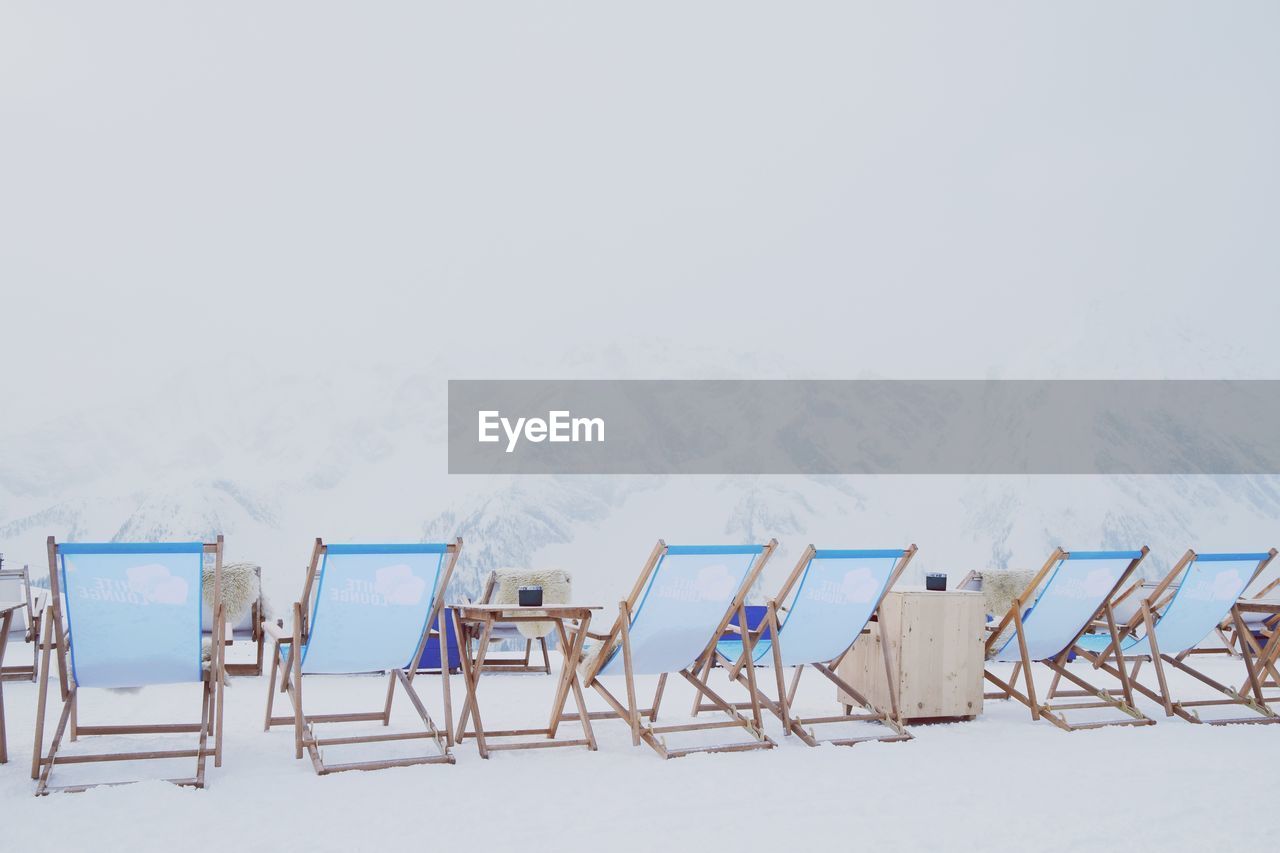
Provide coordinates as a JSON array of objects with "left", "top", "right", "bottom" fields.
[
  {"left": 775, "top": 549, "right": 903, "bottom": 666},
  {"left": 598, "top": 545, "right": 764, "bottom": 677},
  {"left": 301, "top": 544, "right": 447, "bottom": 674},
  {"left": 417, "top": 607, "right": 462, "bottom": 671},
  {"left": 58, "top": 543, "right": 205, "bottom": 689},
  {"left": 992, "top": 551, "right": 1140, "bottom": 663},
  {"left": 1148, "top": 553, "right": 1268, "bottom": 653},
  {"left": 720, "top": 605, "right": 770, "bottom": 641}
]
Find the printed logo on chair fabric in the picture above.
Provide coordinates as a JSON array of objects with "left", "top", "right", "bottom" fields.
[
  {"left": 330, "top": 563, "right": 426, "bottom": 607},
  {"left": 1183, "top": 568, "right": 1246, "bottom": 602},
  {"left": 802, "top": 567, "right": 880, "bottom": 605},
  {"left": 1052, "top": 567, "right": 1123, "bottom": 600},
  {"left": 652, "top": 562, "right": 737, "bottom": 603},
  {"left": 66, "top": 559, "right": 191, "bottom": 606}
]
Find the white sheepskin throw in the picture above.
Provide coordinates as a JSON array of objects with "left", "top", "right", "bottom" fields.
[
  {"left": 577, "top": 636, "right": 617, "bottom": 684},
  {"left": 202, "top": 562, "right": 262, "bottom": 625},
  {"left": 974, "top": 569, "right": 1038, "bottom": 657},
  {"left": 491, "top": 568, "right": 572, "bottom": 639}
]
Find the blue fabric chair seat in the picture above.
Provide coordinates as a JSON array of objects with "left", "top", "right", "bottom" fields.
[{"left": 716, "top": 638, "right": 772, "bottom": 663}]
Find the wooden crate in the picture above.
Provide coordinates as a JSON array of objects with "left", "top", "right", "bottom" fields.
[{"left": 837, "top": 589, "right": 985, "bottom": 722}]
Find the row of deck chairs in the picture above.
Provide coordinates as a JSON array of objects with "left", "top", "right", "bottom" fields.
[
  {"left": 21, "top": 536, "right": 1280, "bottom": 795},
  {"left": 980, "top": 547, "right": 1279, "bottom": 730}
]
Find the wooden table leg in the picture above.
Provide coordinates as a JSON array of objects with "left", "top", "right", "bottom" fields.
[
  {"left": 457, "top": 617, "right": 494, "bottom": 758},
  {"left": 547, "top": 615, "right": 596, "bottom": 748},
  {"left": 547, "top": 615, "right": 595, "bottom": 749},
  {"left": 454, "top": 620, "right": 474, "bottom": 740},
  {"left": 564, "top": 614, "right": 596, "bottom": 749},
  {"left": 546, "top": 618, "right": 575, "bottom": 738}
]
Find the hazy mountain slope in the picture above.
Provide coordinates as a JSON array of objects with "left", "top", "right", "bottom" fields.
[{"left": 2, "top": 354, "right": 1279, "bottom": 605}]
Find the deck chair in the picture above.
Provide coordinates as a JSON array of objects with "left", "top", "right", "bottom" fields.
[
  {"left": 32, "top": 537, "right": 226, "bottom": 794},
  {"left": 1067, "top": 549, "right": 1278, "bottom": 724},
  {"left": 693, "top": 545, "right": 917, "bottom": 746},
  {"left": 263, "top": 539, "right": 460, "bottom": 774},
  {"left": 564, "top": 540, "right": 779, "bottom": 759},
  {"left": 983, "top": 547, "right": 1155, "bottom": 731},
  {"left": 1, "top": 563, "right": 43, "bottom": 682}
]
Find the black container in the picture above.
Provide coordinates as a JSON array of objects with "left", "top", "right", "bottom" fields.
[
  {"left": 518, "top": 586, "right": 543, "bottom": 607},
  {"left": 925, "top": 573, "right": 947, "bottom": 591}
]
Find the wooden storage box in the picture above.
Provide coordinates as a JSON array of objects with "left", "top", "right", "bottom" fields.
[{"left": 837, "top": 589, "right": 985, "bottom": 722}]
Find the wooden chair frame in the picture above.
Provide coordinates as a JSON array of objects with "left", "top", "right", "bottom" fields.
[
  {"left": 1062, "top": 548, "right": 1279, "bottom": 725},
  {"left": 982, "top": 547, "right": 1155, "bottom": 731},
  {"left": 0, "top": 563, "right": 42, "bottom": 682},
  {"left": 562, "top": 539, "right": 780, "bottom": 759},
  {"left": 692, "top": 544, "right": 917, "bottom": 747},
  {"left": 1235, "top": 601, "right": 1280, "bottom": 700},
  {"left": 1210, "top": 566, "right": 1280, "bottom": 658},
  {"left": 263, "top": 538, "right": 461, "bottom": 774},
  {"left": 32, "top": 536, "right": 226, "bottom": 795},
  {"left": 216, "top": 564, "right": 266, "bottom": 677},
  {"left": 462, "top": 572, "right": 551, "bottom": 675}
]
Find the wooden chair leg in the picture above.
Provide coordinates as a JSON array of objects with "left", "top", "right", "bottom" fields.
[
  {"left": 1012, "top": 608, "right": 1040, "bottom": 720},
  {"left": 619, "top": 601, "right": 641, "bottom": 746},
  {"left": 31, "top": 614, "right": 55, "bottom": 780},
  {"left": 0, "top": 614, "right": 8, "bottom": 764},
  {"left": 650, "top": 672, "right": 668, "bottom": 722},
  {"left": 689, "top": 653, "right": 715, "bottom": 717},
  {"left": 264, "top": 641, "right": 281, "bottom": 730}
]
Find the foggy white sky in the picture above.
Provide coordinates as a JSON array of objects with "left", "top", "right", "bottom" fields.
[{"left": 2, "top": 2, "right": 1278, "bottom": 421}]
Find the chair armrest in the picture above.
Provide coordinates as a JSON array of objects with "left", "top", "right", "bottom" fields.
[{"left": 262, "top": 619, "right": 293, "bottom": 645}]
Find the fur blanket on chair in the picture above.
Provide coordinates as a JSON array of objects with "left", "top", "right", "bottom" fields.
[
  {"left": 199, "top": 563, "right": 267, "bottom": 675},
  {"left": 202, "top": 562, "right": 262, "bottom": 625},
  {"left": 490, "top": 568, "right": 572, "bottom": 639},
  {"left": 975, "top": 569, "right": 1038, "bottom": 657}
]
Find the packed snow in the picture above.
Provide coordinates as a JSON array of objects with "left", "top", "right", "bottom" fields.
[{"left": 1, "top": 650, "right": 1275, "bottom": 852}]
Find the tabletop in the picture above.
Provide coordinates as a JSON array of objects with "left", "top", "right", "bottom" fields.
[{"left": 454, "top": 603, "right": 601, "bottom": 623}]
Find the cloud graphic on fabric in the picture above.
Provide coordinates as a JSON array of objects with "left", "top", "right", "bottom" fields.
[
  {"left": 1210, "top": 569, "right": 1244, "bottom": 600},
  {"left": 126, "top": 563, "right": 189, "bottom": 605},
  {"left": 1082, "top": 569, "right": 1116, "bottom": 597},
  {"left": 839, "top": 568, "right": 879, "bottom": 603},
  {"left": 693, "top": 564, "right": 736, "bottom": 601},
  {"left": 374, "top": 563, "right": 426, "bottom": 606}
]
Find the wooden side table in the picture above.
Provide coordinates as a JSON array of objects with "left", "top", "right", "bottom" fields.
[
  {"left": 453, "top": 604, "right": 600, "bottom": 758},
  {"left": 837, "top": 589, "right": 985, "bottom": 723}
]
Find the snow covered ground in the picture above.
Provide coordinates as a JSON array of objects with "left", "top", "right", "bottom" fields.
[{"left": 2, "top": 653, "right": 1274, "bottom": 853}]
